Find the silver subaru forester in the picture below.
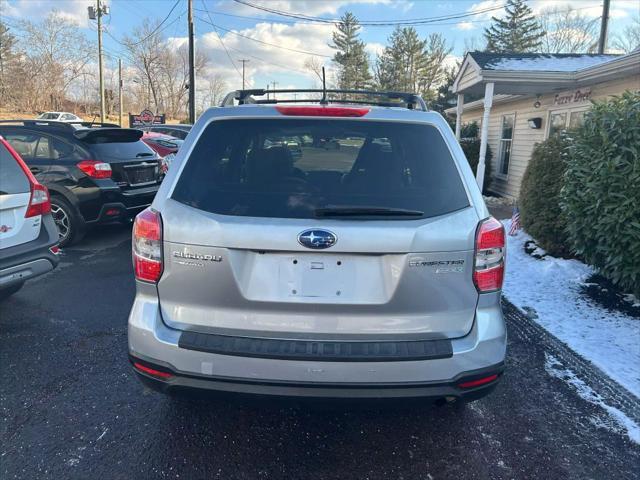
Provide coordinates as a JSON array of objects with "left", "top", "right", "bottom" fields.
[{"left": 128, "top": 90, "right": 506, "bottom": 403}]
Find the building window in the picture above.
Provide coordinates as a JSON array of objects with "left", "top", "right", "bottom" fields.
[
  {"left": 549, "top": 112, "right": 567, "bottom": 137},
  {"left": 498, "top": 114, "right": 514, "bottom": 176},
  {"left": 569, "top": 111, "right": 586, "bottom": 129},
  {"left": 548, "top": 108, "right": 589, "bottom": 138}
]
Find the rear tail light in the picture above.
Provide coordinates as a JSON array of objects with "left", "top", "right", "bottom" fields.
[
  {"left": 133, "top": 208, "right": 163, "bottom": 283},
  {"left": 473, "top": 217, "right": 505, "bottom": 293},
  {"left": 77, "top": 160, "right": 112, "bottom": 179},
  {"left": 275, "top": 106, "right": 370, "bottom": 117},
  {"left": 25, "top": 183, "right": 51, "bottom": 218}
]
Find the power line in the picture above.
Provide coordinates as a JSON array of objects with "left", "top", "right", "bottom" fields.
[
  {"left": 231, "top": 0, "right": 507, "bottom": 26},
  {"left": 200, "top": 0, "right": 243, "bottom": 79},
  {"left": 108, "top": 0, "right": 183, "bottom": 47},
  {"left": 196, "top": 15, "right": 332, "bottom": 57},
  {"left": 194, "top": 18, "right": 314, "bottom": 76},
  {"left": 192, "top": 8, "right": 494, "bottom": 28}
]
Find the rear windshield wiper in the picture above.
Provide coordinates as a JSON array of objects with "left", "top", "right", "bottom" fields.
[
  {"left": 136, "top": 152, "right": 155, "bottom": 157},
  {"left": 314, "top": 206, "right": 424, "bottom": 218}
]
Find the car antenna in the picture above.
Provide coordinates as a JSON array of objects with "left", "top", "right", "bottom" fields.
[
  {"left": 320, "top": 67, "right": 328, "bottom": 105},
  {"left": 89, "top": 113, "right": 97, "bottom": 128}
]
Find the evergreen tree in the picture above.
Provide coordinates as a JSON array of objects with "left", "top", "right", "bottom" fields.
[
  {"left": 375, "top": 27, "right": 451, "bottom": 99},
  {"left": 330, "top": 12, "right": 372, "bottom": 90},
  {"left": 484, "top": 0, "right": 545, "bottom": 53}
]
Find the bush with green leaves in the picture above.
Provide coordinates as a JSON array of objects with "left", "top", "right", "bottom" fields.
[
  {"left": 461, "top": 121, "right": 479, "bottom": 139},
  {"left": 460, "top": 138, "right": 492, "bottom": 193},
  {"left": 561, "top": 91, "right": 640, "bottom": 295},
  {"left": 519, "top": 134, "right": 570, "bottom": 257}
]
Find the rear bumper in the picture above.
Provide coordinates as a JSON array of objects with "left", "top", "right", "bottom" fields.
[
  {"left": 131, "top": 356, "right": 503, "bottom": 400},
  {"left": 83, "top": 184, "right": 160, "bottom": 224},
  {"left": 0, "top": 215, "right": 59, "bottom": 288},
  {"left": 128, "top": 288, "right": 507, "bottom": 399}
]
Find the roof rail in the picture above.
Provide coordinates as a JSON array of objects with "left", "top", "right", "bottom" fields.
[{"left": 220, "top": 89, "right": 428, "bottom": 111}]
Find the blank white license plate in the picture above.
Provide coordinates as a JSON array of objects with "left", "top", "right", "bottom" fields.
[{"left": 279, "top": 256, "right": 353, "bottom": 298}]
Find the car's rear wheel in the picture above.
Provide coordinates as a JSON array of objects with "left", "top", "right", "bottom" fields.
[
  {"left": 0, "top": 282, "right": 24, "bottom": 301},
  {"left": 50, "top": 196, "right": 84, "bottom": 247}
]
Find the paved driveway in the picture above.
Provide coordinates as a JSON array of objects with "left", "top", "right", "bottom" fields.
[{"left": 1, "top": 224, "right": 638, "bottom": 479}]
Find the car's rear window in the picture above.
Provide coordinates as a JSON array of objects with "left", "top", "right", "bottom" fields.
[
  {"left": 87, "top": 140, "right": 156, "bottom": 160},
  {"left": 172, "top": 119, "right": 469, "bottom": 219},
  {"left": 0, "top": 143, "right": 30, "bottom": 195}
]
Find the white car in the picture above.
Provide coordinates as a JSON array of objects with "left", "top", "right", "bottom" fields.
[
  {"left": 36, "top": 112, "right": 82, "bottom": 122},
  {"left": 0, "top": 136, "right": 60, "bottom": 299}
]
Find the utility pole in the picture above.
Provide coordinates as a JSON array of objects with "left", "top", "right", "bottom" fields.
[
  {"left": 118, "top": 58, "right": 123, "bottom": 127},
  {"left": 188, "top": 0, "right": 196, "bottom": 123},
  {"left": 89, "top": 0, "right": 108, "bottom": 122},
  {"left": 238, "top": 59, "right": 249, "bottom": 90},
  {"left": 598, "top": 0, "right": 610, "bottom": 54},
  {"left": 271, "top": 81, "right": 278, "bottom": 100}
]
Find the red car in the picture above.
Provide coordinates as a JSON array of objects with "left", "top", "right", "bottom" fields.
[{"left": 141, "top": 132, "right": 183, "bottom": 173}]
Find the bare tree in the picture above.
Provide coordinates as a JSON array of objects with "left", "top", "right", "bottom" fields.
[
  {"left": 6, "top": 11, "right": 94, "bottom": 112},
  {"left": 304, "top": 56, "right": 325, "bottom": 84},
  {"left": 198, "top": 73, "right": 227, "bottom": 113},
  {"left": 539, "top": 6, "right": 599, "bottom": 53},
  {"left": 123, "top": 20, "right": 164, "bottom": 112},
  {"left": 612, "top": 15, "right": 640, "bottom": 53},
  {"left": 124, "top": 21, "right": 207, "bottom": 119}
]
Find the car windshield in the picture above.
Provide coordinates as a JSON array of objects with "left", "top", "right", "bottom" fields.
[
  {"left": 38, "top": 113, "right": 59, "bottom": 119},
  {"left": 172, "top": 118, "right": 469, "bottom": 220}
]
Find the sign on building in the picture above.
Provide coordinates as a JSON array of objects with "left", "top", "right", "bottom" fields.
[
  {"left": 553, "top": 88, "right": 591, "bottom": 106},
  {"left": 129, "top": 109, "right": 165, "bottom": 128}
]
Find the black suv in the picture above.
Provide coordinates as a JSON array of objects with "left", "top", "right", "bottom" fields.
[{"left": 0, "top": 120, "right": 163, "bottom": 246}]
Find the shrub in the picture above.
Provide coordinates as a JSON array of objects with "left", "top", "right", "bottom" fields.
[
  {"left": 460, "top": 138, "right": 492, "bottom": 193},
  {"left": 461, "top": 121, "right": 479, "bottom": 138},
  {"left": 561, "top": 91, "right": 640, "bottom": 295},
  {"left": 519, "top": 134, "right": 571, "bottom": 257}
]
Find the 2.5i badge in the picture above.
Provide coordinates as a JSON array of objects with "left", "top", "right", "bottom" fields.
[{"left": 409, "top": 258, "right": 464, "bottom": 273}]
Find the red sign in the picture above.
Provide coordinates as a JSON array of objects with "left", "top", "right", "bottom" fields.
[{"left": 129, "top": 110, "right": 165, "bottom": 127}]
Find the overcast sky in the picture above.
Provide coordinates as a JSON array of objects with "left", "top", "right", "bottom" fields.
[{"left": 3, "top": 0, "right": 638, "bottom": 95}]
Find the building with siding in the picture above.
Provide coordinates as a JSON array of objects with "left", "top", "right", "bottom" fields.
[{"left": 446, "top": 51, "right": 640, "bottom": 199}]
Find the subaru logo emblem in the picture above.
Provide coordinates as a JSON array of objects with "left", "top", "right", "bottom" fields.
[{"left": 298, "top": 229, "right": 337, "bottom": 249}]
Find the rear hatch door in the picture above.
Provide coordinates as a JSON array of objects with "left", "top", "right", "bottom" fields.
[
  {"left": 78, "top": 129, "right": 162, "bottom": 189},
  {"left": 0, "top": 142, "right": 39, "bottom": 249},
  {"left": 158, "top": 116, "right": 480, "bottom": 340}
]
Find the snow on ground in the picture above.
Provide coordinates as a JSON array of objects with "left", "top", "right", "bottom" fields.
[
  {"left": 545, "top": 354, "right": 640, "bottom": 444},
  {"left": 502, "top": 223, "right": 640, "bottom": 398}
]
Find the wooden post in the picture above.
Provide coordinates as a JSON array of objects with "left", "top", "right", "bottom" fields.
[
  {"left": 477, "top": 82, "right": 494, "bottom": 191},
  {"left": 455, "top": 93, "right": 464, "bottom": 140},
  {"left": 118, "top": 58, "right": 123, "bottom": 127}
]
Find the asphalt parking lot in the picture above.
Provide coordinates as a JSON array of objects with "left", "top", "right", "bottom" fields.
[{"left": 1, "top": 223, "right": 639, "bottom": 479}]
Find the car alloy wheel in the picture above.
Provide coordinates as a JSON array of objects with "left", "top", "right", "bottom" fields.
[{"left": 51, "top": 203, "right": 70, "bottom": 242}]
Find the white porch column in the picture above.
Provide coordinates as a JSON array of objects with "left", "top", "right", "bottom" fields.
[
  {"left": 477, "top": 82, "right": 494, "bottom": 191},
  {"left": 455, "top": 93, "right": 464, "bottom": 140}
]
